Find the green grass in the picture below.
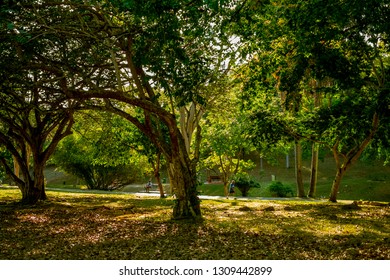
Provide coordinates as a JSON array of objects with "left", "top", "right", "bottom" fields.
[
  {"left": 198, "top": 178, "right": 390, "bottom": 202},
  {"left": 44, "top": 165, "right": 80, "bottom": 186},
  {"left": 1, "top": 187, "right": 389, "bottom": 260},
  {"left": 198, "top": 156, "right": 390, "bottom": 202},
  {"left": 22, "top": 156, "right": 388, "bottom": 202}
]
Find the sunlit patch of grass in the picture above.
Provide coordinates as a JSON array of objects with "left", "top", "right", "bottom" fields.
[
  {"left": 0, "top": 187, "right": 21, "bottom": 203},
  {"left": 116, "top": 206, "right": 172, "bottom": 222},
  {"left": 1, "top": 187, "right": 390, "bottom": 259}
]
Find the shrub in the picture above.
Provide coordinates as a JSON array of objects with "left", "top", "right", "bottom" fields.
[
  {"left": 269, "top": 181, "right": 294, "bottom": 197},
  {"left": 53, "top": 162, "right": 142, "bottom": 191},
  {"left": 52, "top": 134, "right": 148, "bottom": 191},
  {"left": 235, "top": 177, "right": 261, "bottom": 197}
]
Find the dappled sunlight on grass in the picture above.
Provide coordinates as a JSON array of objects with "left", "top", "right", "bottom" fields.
[
  {"left": 202, "top": 198, "right": 390, "bottom": 256},
  {"left": 116, "top": 207, "right": 172, "bottom": 222},
  {"left": 1, "top": 187, "right": 389, "bottom": 259}
]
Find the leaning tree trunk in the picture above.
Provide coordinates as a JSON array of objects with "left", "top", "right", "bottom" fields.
[
  {"left": 329, "top": 113, "right": 379, "bottom": 202},
  {"left": 156, "top": 175, "right": 165, "bottom": 199},
  {"left": 329, "top": 166, "right": 346, "bottom": 202}
]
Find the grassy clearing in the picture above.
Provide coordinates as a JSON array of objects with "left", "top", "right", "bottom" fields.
[
  {"left": 1, "top": 187, "right": 389, "bottom": 260},
  {"left": 40, "top": 157, "right": 390, "bottom": 202},
  {"left": 198, "top": 157, "right": 390, "bottom": 202}
]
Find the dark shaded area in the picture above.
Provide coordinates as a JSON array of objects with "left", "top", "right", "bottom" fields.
[{"left": 0, "top": 193, "right": 389, "bottom": 260}]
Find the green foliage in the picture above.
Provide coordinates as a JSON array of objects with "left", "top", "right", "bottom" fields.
[
  {"left": 308, "top": 96, "right": 371, "bottom": 139},
  {"left": 249, "top": 110, "right": 295, "bottom": 148},
  {"left": 52, "top": 112, "right": 149, "bottom": 190},
  {"left": 234, "top": 176, "right": 260, "bottom": 197},
  {"left": 235, "top": 0, "right": 389, "bottom": 202},
  {"left": 269, "top": 181, "right": 294, "bottom": 197},
  {"left": 239, "top": 0, "right": 389, "bottom": 141},
  {"left": 201, "top": 87, "right": 256, "bottom": 184}
]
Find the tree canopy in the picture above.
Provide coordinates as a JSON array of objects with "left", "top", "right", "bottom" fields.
[
  {"left": 1, "top": 0, "right": 237, "bottom": 218},
  {"left": 0, "top": 0, "right": 389, "bottom": 213},
  {"left": 0, "top": 2, "right": 76, "bottom": 203},
  {"left": 236, "top": 0, "right": 390, "bottom": 201}
]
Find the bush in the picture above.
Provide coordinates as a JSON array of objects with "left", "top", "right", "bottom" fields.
[
  {"left": 235, "top": 177, "right": 261, "bottom": 197},
  {"left": 52, "top": 162, "right": 143, "bottom": 191},
  {"left": 269, "top": 181, "right": 294, "bottom": 197},
  {"left": 52, "top": 134, "right": 148, "bottom": 190}
]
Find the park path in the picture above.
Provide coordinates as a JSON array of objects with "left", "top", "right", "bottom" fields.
[
  {"left": 2, "top": 184, "right": 327, "bottom": 202},
  {"left": 130, "top": 191, "right": 327, "bottom": 202}
]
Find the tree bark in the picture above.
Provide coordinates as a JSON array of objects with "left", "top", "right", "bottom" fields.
[
  {"left": 20, "top": 163, "right": 47, "bottom": 204},
  {"left": 329, "top": 167, "right": 345, "bottom": 202},
  {"left": 159, "top": 114, "right": 201, "bottom": 219},
  {"left": 329, "top": 113, "right": 379, "bottom": 202},
  {"left": 169, "top": 156, "right": 201, "bottom": 219},
  {"left": 13, "top": 156, "right": 20, "bottom": 180},
  {"left": 0, "top": 141, "right": 47, "bottom": 205}
]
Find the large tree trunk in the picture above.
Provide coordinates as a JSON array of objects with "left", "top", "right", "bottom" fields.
[
  {"left": 1, "top": 146, "right": 47, "bottom": 205},
  {"left": 169, "top": 157, "right": 201, "bottom": 219},
  {"left": 20, "top": 180, "right": 47, "bottom": 204},
  {"left": 161, "top": 115, "right": 201, "bottom": 219},
  {"left": 156, "top": 175, "right": 165, "bottom": 198},
  {"left": 295, "top": 140, "right": 305, "bottom": 197},
  {"left": 13, "top": 156, "right": 20, "bottom": 180},
  {"left": 308, "top": 143, "right": 319, "bottom": 198},
  {"left": 20, "top": 162, "right": 47, "bottom": 204}
]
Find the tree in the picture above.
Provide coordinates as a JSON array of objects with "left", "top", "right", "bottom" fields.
[
  {"left": 234, "top": 176, "right": 260, "bottom": 197},
  {"left": 0, "top": 83, "right": 75, "bottom": 204},
  {"left": 305, "top": 96, "right": 382, "bottom": 202},
  {"left": 0, "top": 3, "right": 76, "bottom": 203},
  {"left": 1, "top": 0, "right": 235, "bottom": 218},
  {"left": 202, "top": 87, "right": 256, "bottom": 196},
  {"left": 235, "top": 0, "right": 390, "bottom": 202},
  {"left": 0, "top": 74, "right": 75, "bottom": 204},
  {"left": 52, "top": 111, "right": 149, "bottom": 190},
  {"left": 283, "top": 0, "right": 390, "bottom": 202}
]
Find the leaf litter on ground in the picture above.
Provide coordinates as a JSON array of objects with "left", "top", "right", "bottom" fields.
[{"left": 0, "top": 188, "right": 389, "bottom": 260}]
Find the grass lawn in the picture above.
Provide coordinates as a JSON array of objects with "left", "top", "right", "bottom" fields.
[
  {"left": 40, "top": 155, "right": 390, "bottom": 202},
  {"left": 199, "top": 156, "right": 390, "bottom": 202},
  {"left": 1, "top": 187, "right": 389, "bottom": 260}
]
